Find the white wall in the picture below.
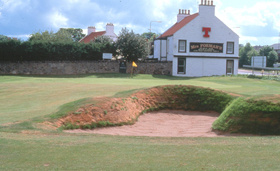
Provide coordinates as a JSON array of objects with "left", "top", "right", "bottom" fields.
[
  {"left": 154, "top": 40, "right": 161, "bottom": 60},
  {"left": 167, "top": 37, "right": 174, "bottom": 61},
  {"left": 173, "top": 57, "right": 238, "bottom": 77},
  {"left": 161, "top": 40, "right": 167, "bottom": 59},
  {"left": 173, "top": 15, "right": 239, "bottom": 58}
]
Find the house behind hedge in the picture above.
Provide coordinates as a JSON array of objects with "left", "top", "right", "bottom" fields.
[{"left": 79, "top": 23, "right": 118, "bottom": 43}]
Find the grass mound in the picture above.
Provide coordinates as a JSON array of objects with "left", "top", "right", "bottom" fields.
[{"left": 213, "top": 98, "right": 280, "bottom": 135}]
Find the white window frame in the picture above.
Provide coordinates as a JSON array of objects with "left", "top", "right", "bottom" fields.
[
  {"left": 178, "top": 40, "right": 186, "bottom": 53},
  {"left": 227, "top": 42, "right": 234, "bottom": 54},
  {"left": 226, "top": 60, "right": 234, "bottom": 75}
]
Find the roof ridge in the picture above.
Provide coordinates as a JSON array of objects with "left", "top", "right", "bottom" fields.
[
  {"left": 158, "top": 13, "right": 199, "bottom": 39},
  {"left": 79, "top": 31, "right": 106, "bottom": 43}
]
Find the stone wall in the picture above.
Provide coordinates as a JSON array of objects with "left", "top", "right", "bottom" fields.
[{"left": 0, "top": 61, "right": 172, "bottom": 75}]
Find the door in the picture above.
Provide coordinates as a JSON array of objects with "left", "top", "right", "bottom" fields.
[
  {"left": 178, "top": 58, "right": 186, "bottom": 74},
  {"left": 226, "top": 60, "right": 234, "bottom": 75}
]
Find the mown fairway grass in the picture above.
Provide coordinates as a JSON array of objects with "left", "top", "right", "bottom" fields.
[{"left": 1, "top": 74, "right": 280, "bottom": 170}]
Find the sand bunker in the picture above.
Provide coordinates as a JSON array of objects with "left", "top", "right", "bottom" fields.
[{"left": 66, "top": 110, "right": 224, "bottom": 137}]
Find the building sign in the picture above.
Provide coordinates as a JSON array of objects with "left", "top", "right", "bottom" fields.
[
  {"left": 202, "top": 27, "right": 211, "bottom": 38},
  {"left": 103, "top": 53, "right": 113, "bottom": 60},
  {"left": 190, "top": 43, "right": 223, "bottom": 53},
  {"left": 251, "top": 56, "right": 266, "bottom": 68}
]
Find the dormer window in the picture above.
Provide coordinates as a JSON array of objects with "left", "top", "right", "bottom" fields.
[{"left": 179, "top": 40, "right": 187, "bottom": 53}]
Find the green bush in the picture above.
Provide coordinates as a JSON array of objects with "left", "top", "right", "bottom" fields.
[{"left": 0, "top": 40, "right": 115, "bottom": 61}]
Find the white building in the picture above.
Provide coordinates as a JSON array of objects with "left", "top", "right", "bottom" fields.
[
  {"left": 154, "top": 0, "right": 239, "bottom": 77},
  {"left": 79, "top": 23, "right": 118, "bottom": 43}
]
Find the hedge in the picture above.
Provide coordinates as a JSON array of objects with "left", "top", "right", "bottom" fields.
[{"left": 0, "top": 40, "right": 115, "bottom": 61}]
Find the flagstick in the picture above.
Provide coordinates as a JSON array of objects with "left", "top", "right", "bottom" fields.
[{"left": 130, "top": 64, "right": 133, "bottom": 78}]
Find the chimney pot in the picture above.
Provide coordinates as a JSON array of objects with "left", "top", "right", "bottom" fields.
[
  {"left": 179, "top": 9, "right": 181, "bottom": 14},
  {"left": 188, "top": 10, "right": 190, "bottom": 15},
  {"left": 211, "top": 0, "right": 213, "bottom": 5},
  {"left": 88, "top": 26, "right": 96, "bottom": 35},
  {"left": 201, "top": 0, "right": 203, "bottom": 5}
]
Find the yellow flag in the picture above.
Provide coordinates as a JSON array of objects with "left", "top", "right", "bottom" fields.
[{"left": 132, "top": 61, "right": 137, "bottom": 67}]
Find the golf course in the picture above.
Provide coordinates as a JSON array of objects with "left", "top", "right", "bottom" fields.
[{"left": 1, "top": 74, "right": 280, "bottom": 170}]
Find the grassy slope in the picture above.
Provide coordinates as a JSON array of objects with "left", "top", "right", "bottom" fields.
[{"left": 1, "top": 74, "right": 280, "bottom": 170}]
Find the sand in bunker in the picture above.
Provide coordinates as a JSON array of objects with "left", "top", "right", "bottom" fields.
[{"left": 66, "top": 110, "right": 223, "bottom": 137}]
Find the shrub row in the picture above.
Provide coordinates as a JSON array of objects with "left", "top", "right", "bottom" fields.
[{"left": 0, "top": 40, "right": 115, "bottom": 61}]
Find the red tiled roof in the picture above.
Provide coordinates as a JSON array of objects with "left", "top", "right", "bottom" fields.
[
  {"left": 158, "top": 13, "right": 199, "bottom": 39},
  {"left": 79, "top": 31, "right": 106, "bottom": 43}
]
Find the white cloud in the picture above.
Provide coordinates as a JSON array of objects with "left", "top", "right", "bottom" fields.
[
  {"left": 47, "top": 10, "right": 69, "bottom": 28},
  {"left": 215, "top": 1, "right": 280, "bottom": 45},
  {"left": 217, "top": 1, "right": 280, "bottom": 29},
  {"left": 95, "top": 22, "right": 106, "bottom": 31},
  {"left": 147, "top": 0, "right": 172, "bottom": 20},
  {"left": 7, "top": 34, "right": 30, "bottom": 40},
  {"left": 2, "top": 0, "right": 31, "bottom": 12}
]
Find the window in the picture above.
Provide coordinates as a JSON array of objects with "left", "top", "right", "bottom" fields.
[
  {"left": 226, "top": 60, "right": 234, "bottom": 75},
  {"left": 178, "top": 58, "right": 186, "bottom": 74},
  {"left": 178, "top": 40, "right": 186, "bottom": 53},
  {"left": 227, "top": 42, "right": 234, "bottom": 54}
]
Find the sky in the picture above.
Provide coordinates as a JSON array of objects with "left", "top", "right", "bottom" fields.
[{"left": 0, "top": 0, "right": 279, "bottom": 46}]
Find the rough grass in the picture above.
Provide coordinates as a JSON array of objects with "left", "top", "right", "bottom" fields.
[
  {"left": 1, "top": 132, "right": 280, "bottom": 170},
  {"left": 1, "top": 74, "right": 280, "bottom": 170}
]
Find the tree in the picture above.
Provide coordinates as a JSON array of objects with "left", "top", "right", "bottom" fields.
[
  {"left": 29, "top": 28, "right": 85, "bottom": 43},
  {"left": 116, "top": 28, "right": 149, "bottom": 61},
  {"left": 267, "top": 51, "right": 278, "bottom": 67},
  {"left": 141, "top": 32, "right": 160, "bottom": 55},
  {"left": 0, "top": 35, "right": 8, "bottom": 41},
  {"left": 259, "top": 46, "right": 278, "bottom": 67},
  {"left": 141, "top": 32, "right": 159, "bottom": 40},
  {"left": 239, "top": 43, "right": 258, "bottom": 67},
  {"left": 29, "top": 30, "right": 72, "bottom": 42},
  {"left": 91, "top": 35, "right": 117, "bottom": 55},
  {"left": 247, "top": 49, "right": 259, "bottom": 64},
  {"left": 57, "top": 28, "right": 85, "bottom": 42}
]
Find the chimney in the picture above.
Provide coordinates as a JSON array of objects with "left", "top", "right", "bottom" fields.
[
  {"left": 177, "top": 9, "right": 190, "bottom": 23},
  {"left": 199, "top": 0, "right": 215, "bottom": 16},
  {"left": 106, "top": 23, "right": 114, "bottom": 34},
  {"left": 88, "top": 26, "right": 96, "bottom": 35}
]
